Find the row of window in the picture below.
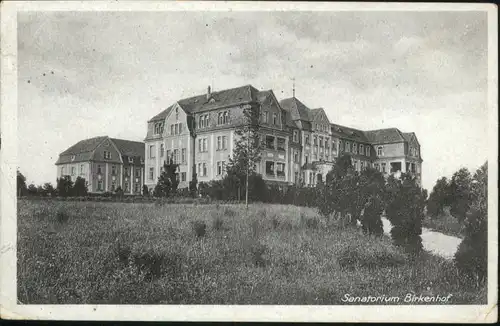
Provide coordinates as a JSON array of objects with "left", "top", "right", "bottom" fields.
[
  {"left": 149, "top": 139, "right": 416, "bottom": 162},
  {"left": 170, "top": 123, "right": 183, "bottom": 136},
  {"left": 265, "top": 161, "right": 286, "bottom": 177},
  {"left": 165, "top": 148, "right": 187, "bottom": 165},
  {"left": 61, "top": 165, "right": 86, "bottom": 176},
  {"left": 198, "top": 161, "right": 227, "bottom": 177},
  {"left": 97, "top": 180, "right": 141, "bottom": 193},
  {"left": 340, "top": 140, "right": 371, "bottom": 156},
  {"left": 61, "top": 165, "right": 141, "bottom": 177},
  {"left": 314, "top": 123, "right": 328, "bottom": 133},
  {"left": 291, "top": 150, "right": 331, "bottom": 164},
  {"left": 197, "top": 111, "right": 231, "bottom": 129},
  {"left": 264, "top": 135, "right": 286, "bottom": 151},
  {"left": 303, "top": 135, "right": 334, "bottom": 149},
  {"left": 148, "top": 168, "right": 187, "bottom": 182},
  {"left": 153, "top": 122, "right": 164, "bottom": 135}
]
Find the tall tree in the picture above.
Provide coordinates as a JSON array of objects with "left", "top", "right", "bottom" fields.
[
  {"left": 226, "top": 104, "right": 262, "bottom": 206},
  {"left": 27, "top": 183, "right": 38, "bottom": 196},
  {"left": 56, "top": 176, "right": 74, "bottom": 197},
  {"left": 319, "top": 153, "right": 354, "bottom": 220},
  {"left": 385, "top": 173, "right": 426, "bottom": 257},
  {"left": 359, "top": 167, "right": 386, "bottom": 236},
  {"left": 449, "top": 168, "right": 473, "bottom": 223},
  {"left": 73, "top": 177, "right": 88, "bottom": 196},
  {"left": 427, "top": 177, "right": 451, "bottom": 218},
  {"left": 154, "top": 154, "right": 179, "bottom": 197},
  {"left": 17, "top": 170, "right": 28, "bottom": 197},
  {"left": 43, "top": 182, "right": 55, "bottom": 196},
  {"left": 454, "top": 161, "right": 488, "bottom": 287}
]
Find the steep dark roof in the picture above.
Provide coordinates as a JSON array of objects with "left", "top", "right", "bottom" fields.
[
  {"left": 148, "top": 105, "right": 174, "bottom": 122},
  {"left": 330, "top": 123, "right": 369, "bottom": 143},
  {"left": 60, "top": 136, "right": 107, "bottom": 155},
  {"left": 149, "top": 85, "right": 260, "bottom": 122},
  {"left": 309, "top": 108, "right": 322, "bottom": 119},
  {"left": 364, "top": 128, "right": 405, "bottom": 144},
  {"left": 279, "top": 97, "right": 311, "bottom": 121},
  {"left": 110, "top": 138, "right": 145, "bottom": 159}
]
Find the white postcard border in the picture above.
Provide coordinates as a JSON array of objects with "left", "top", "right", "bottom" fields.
[{"left": 1, "top": 1, "right": 497, "bottom": 323}]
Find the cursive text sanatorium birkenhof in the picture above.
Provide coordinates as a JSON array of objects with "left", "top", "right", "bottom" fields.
[{"left": 342, "top": 293, "right": 454, "bottom": 304}]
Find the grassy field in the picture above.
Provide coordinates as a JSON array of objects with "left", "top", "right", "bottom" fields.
[{"left": 17, "top": 199, "right": 485, "bottom": 305}]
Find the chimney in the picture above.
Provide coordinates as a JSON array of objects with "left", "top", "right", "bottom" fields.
[{"left": 207, "top": 85, "right": 211, "bottom": 100}]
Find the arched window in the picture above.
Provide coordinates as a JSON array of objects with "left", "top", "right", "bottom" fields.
[{"left": 377, "top": 146, "right": 383, "bottom": 156}]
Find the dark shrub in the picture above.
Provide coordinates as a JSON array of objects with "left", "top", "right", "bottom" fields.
[
  {"left": 192, "top": 220, "right": 207, "bottom": 238},
  {"left": 250, "top": 242, "right": 267, "bottom": 267},
  {"left": 56, "top": 209, "right": 69, "bottom": 224},
  {"left": 131, "top": 250, "right": 183, "bottom": 281}
]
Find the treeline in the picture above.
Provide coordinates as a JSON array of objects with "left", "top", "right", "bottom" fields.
[{"left": 17, "top": 172, "right": 89, "bottom": 197}]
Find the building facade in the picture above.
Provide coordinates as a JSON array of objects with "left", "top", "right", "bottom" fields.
[
  {"left": 144, "top": 84, "right": 423, "bottom": 191},
  {"left": 55, "top": 136, "right": 145, "bottom": 194}
]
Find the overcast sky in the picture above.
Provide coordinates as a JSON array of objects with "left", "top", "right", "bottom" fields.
[{"left": 17, "top": 10, "right": 489, "bottom": 191}]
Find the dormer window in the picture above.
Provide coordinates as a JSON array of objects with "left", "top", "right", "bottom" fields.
[
  {"left": 154, "top": 122, "right": 164, "bottom": 135},
  {"left": 377, "top": 146, "right": 383, "bottom": 156},
  {"left": 71, "top": 155, "right": 75, "bottom": 161},
  {"left": 104, "top": 151, "right": 111, "bottom": 160},
  {"left": 128, "top": 157, "right": 134, "bottom": 163}
]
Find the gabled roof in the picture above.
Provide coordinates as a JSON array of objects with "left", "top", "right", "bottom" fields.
[
  {"left": 56, "top": 136, "right": 144, "bottom": 165},
  {"left": 309, "top": 108, "right": 322, "bottom": 119},
  {"left": 258, "top": 89, "right": 297, "bottom": 128},
  {"left": 110, "top": 138, "right": 145, "bottom": 158},
  {"left": 330, "top": 123, "right": 370, "bottom": 143},
  {"left": 279, "top": 97, "right": 312, "bottom": 122},
  {"left": 149, "top": 85, "right": 260, "bottom": 122},
  {"left": 364, "top": 128, "right": 405, "bottom": 144},
  {"left": 59, "top": 136, "right": 107, "bottom": 156}
]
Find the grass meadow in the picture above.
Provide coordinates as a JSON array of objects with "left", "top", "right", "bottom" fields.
[{"left": 17, "top": 199, "right": 485, "bottom": 305}]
